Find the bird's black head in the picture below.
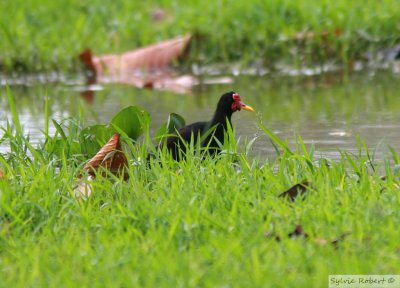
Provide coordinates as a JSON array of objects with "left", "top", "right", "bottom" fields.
[{"left": 216, "top": 91, "right": 255, "bottom": 117}]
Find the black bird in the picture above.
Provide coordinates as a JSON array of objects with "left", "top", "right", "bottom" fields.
[{"left": 161, "top": 91, "right": 255, "bottom": 160}]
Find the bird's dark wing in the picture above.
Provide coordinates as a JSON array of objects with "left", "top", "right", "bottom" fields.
[
  {"left": 161, "top": 121, "right": 208, "bottom": 160},
  {"left": 175, "top": 121, "right": 207, "bottom": 141}
]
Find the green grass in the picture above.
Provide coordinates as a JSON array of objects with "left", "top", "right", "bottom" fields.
[
  {"left": 1, "top": 0, "right": 400, "bottom": 72},
  {"left": 1, "top": 88, "right": 400, "bottom": 287}
]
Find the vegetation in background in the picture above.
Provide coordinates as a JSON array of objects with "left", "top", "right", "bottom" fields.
[{"left": 1, "top": 0, "right": 400, "bottom": 72}]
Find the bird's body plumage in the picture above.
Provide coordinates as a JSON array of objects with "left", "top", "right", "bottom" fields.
[{"left": 160, "top": 91, "right": 254, "bottom": 160}]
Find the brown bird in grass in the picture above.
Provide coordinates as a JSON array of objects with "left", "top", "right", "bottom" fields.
[{"left": 161, "top": 91, "right": 255, "bottom": 160}]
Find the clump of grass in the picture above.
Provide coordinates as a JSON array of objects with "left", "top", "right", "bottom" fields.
[
  {"left": 1, "top": 88, "right": 399, "bottom": 287},
  {"left": 1, "top": 0, "right": 400, "bottom": 72}
]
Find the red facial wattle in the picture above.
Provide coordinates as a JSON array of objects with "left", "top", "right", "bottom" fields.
[{"left": 231, "top": 93, "right": 255, "bottom": 112}]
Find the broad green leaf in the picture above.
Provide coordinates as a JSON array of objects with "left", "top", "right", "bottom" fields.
[
  {"left": 110, "top": 106, "right": 150, "bottom": 140},
  {"left": 46, "top": 138, "right": 81, "bottom": 159},
  {"left": 80, "top": 124, "right": 113, "bottom": 156},
  {"left": 155, "top": 113, "right": 186, "bottom": 141},
  {"left": 155, "top": 123, "right": 168, "bottom": 141}
]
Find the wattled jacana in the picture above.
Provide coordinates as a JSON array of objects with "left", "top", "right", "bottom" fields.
[{"left": 161, "top": 91, "right": 255, "bottom": 160}]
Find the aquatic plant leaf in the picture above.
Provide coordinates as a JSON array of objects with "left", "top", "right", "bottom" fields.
[
  {"left": 84, "top": 133, "right": 128, "bottom": 178},
  {"left": 110, "top": 106, "right": 151, "bottom": 141},
  {"left": 45, "top": 134, "right": 81, "bottom": 158},
  {"left": 80, "top": 124, "right": 114, "bottom": 156},
  {"left": 155, "top": 113, "right": 186, "bottom": 141},
  {"left": 278, "top": 180, "right": 310, "bottom": 201}
]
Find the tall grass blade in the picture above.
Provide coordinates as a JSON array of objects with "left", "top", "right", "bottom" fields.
[
  {"left": 44, "top": 90, "right": 49, "bottom": 137},
  {"left": 52, "top": 119, "right": 67, "bottom": 140},
  {"left": 388, "top": 146, "right": 399, "bottom": 165},
  {"left": 258, "top": 122, "right": 293, "bottom": 155},
  {"left": 6, "top": 85, "right": 22, "bottom": 135}
]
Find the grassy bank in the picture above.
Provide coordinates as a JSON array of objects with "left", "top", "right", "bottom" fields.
[
  {"left": 1, "top": 0, "right": 400, "bottom": 72},
  {"left": 1, "top": 89, "right": 399, "bottom": 287}
]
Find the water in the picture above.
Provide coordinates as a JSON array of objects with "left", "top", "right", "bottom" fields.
[{"left": 1, "top": 70, "right": 400, "bottom": 162}]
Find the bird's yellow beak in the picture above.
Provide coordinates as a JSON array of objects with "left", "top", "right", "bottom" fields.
[{"left": 240, "top": 102, "right": 255, "bottom": 112}]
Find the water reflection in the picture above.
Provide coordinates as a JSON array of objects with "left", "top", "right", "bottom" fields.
[{"left": 1, "top": 71, "right": 399, "bottom": 161}]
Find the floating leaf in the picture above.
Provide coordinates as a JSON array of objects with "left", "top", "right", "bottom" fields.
[
  {"left": 278, "top": 180, "right": 310, "bottom": 201},
  {"left": 110, "top": 106, "right": 151, "bottom": 141}
]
